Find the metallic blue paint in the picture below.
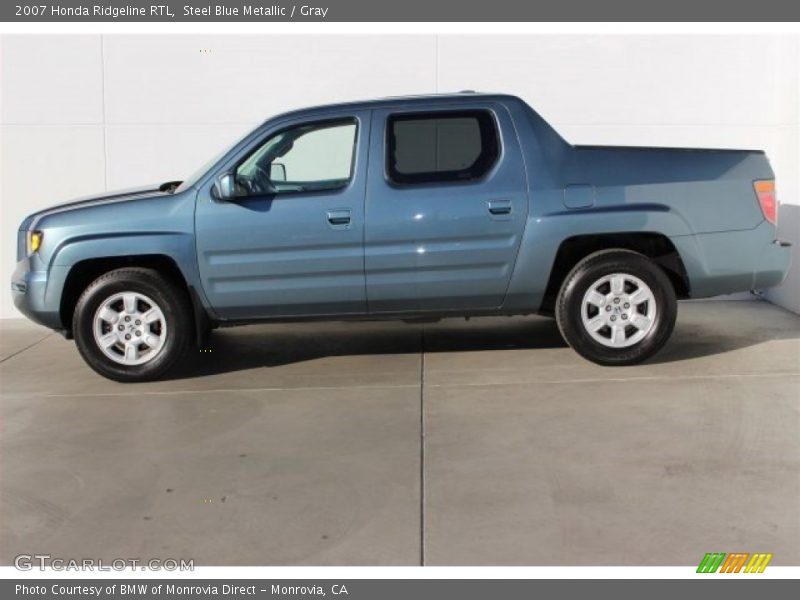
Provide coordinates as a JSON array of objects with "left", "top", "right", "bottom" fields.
[
  {"left": 11, "top": 94, "right": 792, "bottom": 333},
  {"left": 194, "top": 109, "right": 372, "bottom": 319},
  {"left": 364, "top": 101, "right": 528, "bottom": 312}
]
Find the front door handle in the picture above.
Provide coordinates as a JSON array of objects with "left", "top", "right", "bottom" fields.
[
  {"left": 487, "top": 199, "right": 513, "bottom": 218},
  {"left": 327, "top": 209, "right": 352, "bottom": 228}
]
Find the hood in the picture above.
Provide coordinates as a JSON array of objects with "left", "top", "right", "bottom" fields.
[{"left": 21, "top": 181, "right": 181, "bottom": 231}]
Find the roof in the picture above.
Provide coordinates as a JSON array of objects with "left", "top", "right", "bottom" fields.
[{"left": 263, "top": 92, "right": 523, "bottom": 123}]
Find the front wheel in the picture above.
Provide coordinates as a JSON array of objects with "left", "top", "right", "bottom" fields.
[
  {"left": 555, "top": 249, "right": 677, "bottom": 366},
  {"left": 73, "top": 268, "right": 192, "bottom": 382}
]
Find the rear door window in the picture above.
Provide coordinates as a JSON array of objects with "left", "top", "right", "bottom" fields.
[{"left": 386, "top": 110, "right": 500, "bottom": 185}]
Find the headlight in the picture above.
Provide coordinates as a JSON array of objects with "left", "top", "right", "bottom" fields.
[{"left": 27, "top": 230, "right": 43, "bottom": 255}]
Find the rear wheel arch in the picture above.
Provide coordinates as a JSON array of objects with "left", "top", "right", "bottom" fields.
[{"left": 539, "top": 232, "right": 690, "bottom": 315}]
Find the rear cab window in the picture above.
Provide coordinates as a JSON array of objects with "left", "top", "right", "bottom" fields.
[{"left": 386, "top": 109, "right": 500, "bottom": 185}]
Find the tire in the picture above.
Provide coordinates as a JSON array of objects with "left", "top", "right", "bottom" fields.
[
  {"left": 73, "top": 268, "right": 192, "bottom": 382},
  {"left": 555, "top": 249, "right": 677, "bottom": 366}
]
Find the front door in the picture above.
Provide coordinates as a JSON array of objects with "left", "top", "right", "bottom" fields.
[
  {"left": 195, "top": 111, "right": 370, "bottom": 319},
  {"left": 365, "top": 103, "right": 529, "bottom": 312}
]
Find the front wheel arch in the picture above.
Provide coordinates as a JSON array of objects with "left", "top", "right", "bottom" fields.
[{"left": 60, "top": 255, "right": 200, "bottom": 337}]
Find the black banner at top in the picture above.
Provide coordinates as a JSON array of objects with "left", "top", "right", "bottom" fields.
[{"left": 3, "top": 0, "right": 800, "bottom": 22}]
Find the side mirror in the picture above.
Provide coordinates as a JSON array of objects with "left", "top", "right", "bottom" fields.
[
  {"left": 270, "top": 163, "right": 287, "bottom": 182},
  {"left": 212, "top": 172, "right": 237, "bottom": 201}
]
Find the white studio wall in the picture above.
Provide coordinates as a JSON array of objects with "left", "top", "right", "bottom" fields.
[{"left": 1, "top": 34, "right": 798, "bottom": 319}]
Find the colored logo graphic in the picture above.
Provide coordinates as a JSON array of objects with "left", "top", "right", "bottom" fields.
[{"left": 696, "top": 553, "right": 773, "bottom": 573}]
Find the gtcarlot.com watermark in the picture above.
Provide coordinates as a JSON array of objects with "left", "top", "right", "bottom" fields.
[{"left": 14, "top": 554, "right": 194, "bottom": 571}]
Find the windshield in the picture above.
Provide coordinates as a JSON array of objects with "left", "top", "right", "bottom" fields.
[
  {"left": 236, "top": 131, "right": 291, "bottom": 180},
  {"left": 174, "top": 128, "right": 254, "bottom": 193}
]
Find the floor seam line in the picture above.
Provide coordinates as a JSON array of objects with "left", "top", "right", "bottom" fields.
[
  {"left": 420, "top": 325, "right": 426, "bottom": 567},
  {"left": 422, "top": 371, "right": 800, "bottom": 387},
  {"left": 13, "top": 383, "right": 420, "bottom": 398},
  {"left": 0, "top": 333, "right": 54, "bottom": 365}
]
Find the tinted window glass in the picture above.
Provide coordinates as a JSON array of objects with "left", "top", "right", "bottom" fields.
[
  {"left": 236, "top": 119, "right": 357, "bottom": 196},
  {"left": 387, "top": 110, "right": 499, "bottom": 185}
]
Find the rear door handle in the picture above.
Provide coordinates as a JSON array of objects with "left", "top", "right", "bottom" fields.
[
  {"left": 487, "top": 199, "right": 513, "bottom": 218},
  {"left": 326, "top": 209, "right": 352, "bottom": 228}
]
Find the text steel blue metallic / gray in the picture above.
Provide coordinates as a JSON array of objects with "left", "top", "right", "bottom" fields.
[{"left": 11, "top": 94, "right": 792, "bottom": 381}]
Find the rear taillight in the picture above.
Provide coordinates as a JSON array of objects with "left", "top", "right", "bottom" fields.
[{"left": 753, "top": 180, "right": 778, "bottom": 225}]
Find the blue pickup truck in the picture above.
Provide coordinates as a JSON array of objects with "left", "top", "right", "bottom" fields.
[{"left": 12, "top": 93, "right": 791, "bottom": 381}]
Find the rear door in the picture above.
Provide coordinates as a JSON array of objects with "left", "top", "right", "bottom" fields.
[{"left": 365, "top": 102, "right": 528, "bottom": 312}]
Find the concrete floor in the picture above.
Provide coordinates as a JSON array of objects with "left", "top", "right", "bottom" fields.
[{"left": 0, "top": 300, "right": 798, "bottom": 566}]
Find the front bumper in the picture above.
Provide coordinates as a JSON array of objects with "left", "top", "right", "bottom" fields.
[{"left": 11, "top": 257, "right": 64, "bottom": 330}]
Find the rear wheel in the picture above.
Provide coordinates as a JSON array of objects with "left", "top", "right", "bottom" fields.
[
  {"left": 73, "top": 268, "right": 191, "bottom": 382},
  {"left": 555, "top": 249, "right": 677, "bottom": 365}
]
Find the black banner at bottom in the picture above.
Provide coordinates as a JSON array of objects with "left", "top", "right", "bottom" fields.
[{"left": 5, "top": 579, "right": 798, "bottom": 600}]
